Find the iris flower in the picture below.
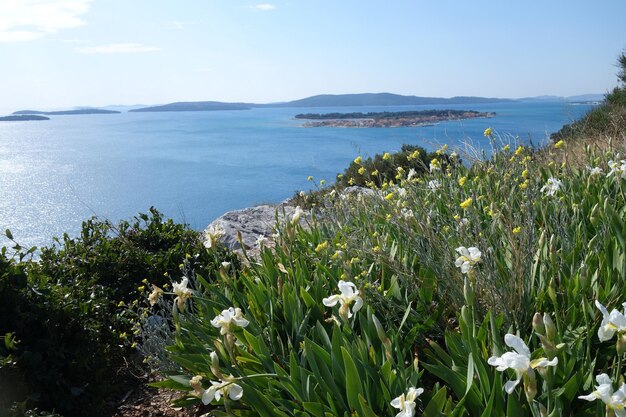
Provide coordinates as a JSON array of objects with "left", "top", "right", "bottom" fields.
[
  {"left": 595, "top": 300, "right": 626, "bottom": 342},
  {"left": 391, "top": 387, "right": 424, "bottom": 417},
  {"left": 202, "top": 380, "right": 243, "bottom": 404},
  {"left": 322, "top": 280, "right": 363, "bottom": 320},
  {"left": 172, "top": 278, "right": 192, "bottom": 311},
  {"left": 455, "top": 246, "right": 481, "bottom": 274},
  {"left": 211, "top": 307, "right": 250, "bottom": 335},
  {"left": 488, "top": 334, "right": 557, "bottom": 394},
  {"left": 579, "top": 373, "right": 626, "bottom": 417}
]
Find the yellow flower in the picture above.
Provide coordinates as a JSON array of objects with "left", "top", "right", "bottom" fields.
[
  {"left": 315, "top": 241, "right": 329, "bottom": 253},
  {"left": 436, "top": 144, "right": 448, "bottom": 155},
  {"left": 382, "top": 152, "right": 391, "bottom": 161},
  {"left": 453, "top": 214, "right": 460, "bottom": 221},
  {"left": 512, "top": 226, "right": 521, "bottom": 234},
  {"left": 460, "top": 197, "right": 473, "bottom": 209},
  {"left": 554, "top": 140, "right": 565, "bottom": 149},
  {"left": 515, "top": 146, "right": 524, "bottom": 156},
  {"left": 385, "top": 213, "right": 392, "bottom": 220},
  {"left": 520, "top": 181, "right": 529, "bottom": 190},
  {"left": 371, "top": 169, "right": 379, "bottom": 176},
  {"left": 354, "top": 156, "right": 363, "bottom": 165},
  {"left": 407, "top": 149, "right": 420, "bottom": 160},
  {"left": 307, "top": 175, "right": 313, "bottom": 181},
  {"left": 320, "top": 179, "right": 326, "bottom": 185},
  {"left": 484, "top": 127, "right": 493, "bottom": 138},
  {"left": 117, "top": 300, "right": 126, "bottom": 307},
  {"left": 522, "top": 169, "right": 529, "bottom": 178},
  {"left": 358, "top": 166, "right": 366, "bottom": 175},
  {"left": 430, "top": 158, "right": 441, "bottom": 172},
  {"left": 502, "top": 144, "right": 510, "bottom": 152},
  {"left": 348, "top": 177, "right": 355, "bottom": 185},
  {"left": 384, "top": 193, "right": 395, "bottom": 201},
  {"left": 487, "top": 167, "right": 494, "bottom": 175}
]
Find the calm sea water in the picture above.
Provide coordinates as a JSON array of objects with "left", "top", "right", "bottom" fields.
[{"left": 0, "top": 101, "right": 592, "bottom": 249}]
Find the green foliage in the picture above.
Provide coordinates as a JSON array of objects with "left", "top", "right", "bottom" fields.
[
  {"left": 0, "top": 208, "right": 234, "bottom": 416},
  {"left": 338, "top": 144, "right": 456, "bottom": 189}
]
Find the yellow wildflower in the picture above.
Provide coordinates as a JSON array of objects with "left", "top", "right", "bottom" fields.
[
  {"left": 307, "top": 176, "right": 313, "bottom": 181},
  {"left": 460, "top": 197, "right": 473, "bottom": 209},
  {"left": 371, "top": 169, "right": 379, "bottom": 176},
  {"left": 348, "top": 177, "right": 355, "bottom": 185},
  {"left": 382, "top": 152, "right": 391, "bottom": 161},
  {"left": 385, "top": 193, "right": 394, "bottom": 201},
  {"left": 522, "top": 169, "right": 529, "bottom": 178},
  {"left": 487, "top": 167, "right": 494, "bottom": 175},
  {"left": 453, "top": 214, "right": 460, "bottom": 221},
  {"left": 512, "top": 226, "right": 521, "bottom": 234},
  {"left": 515, "top": 146, "right": 524, "bottom": 156},
  {"left": 484, "top": 127, "right": 493, "bottom": 138},
  {"left": 320, "top": 179, "right": 326, "bottom": 185},
  {"left": 358, "top": 167, "right": 366, "bottom": 175},
  {"left": 354, "top": 156, "right": 363, "bottom": 165},
  {"left": 315, "top": 241, "right": 329, "bottom": 253},
  {"left": 502, "top": 144, "right": 510, "bottom": 152},
  {"left": 436, "top": 144, "right": 448, "bottom": 155},
  {"left": 554, "top": 140, "right": 565, "bottom": 149},
  {"left": 520, "top": 180, "right": 529, "bottom": 190}
]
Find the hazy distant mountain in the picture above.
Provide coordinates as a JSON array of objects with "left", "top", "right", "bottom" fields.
[
  {"left": 129, "top": 101, "right": 251, "bottom": 112},
  {"left": 100, "top": 104, "right": 149, "bottom": 112},
  {"left": 13, "top": 108, "right": 120, "bottom": 115},
  {"left": 518, "top": 94, "right": 604, "bottom": 103},
  {"left": 267, "top": 93, "right": 513, "bottom": 107}
]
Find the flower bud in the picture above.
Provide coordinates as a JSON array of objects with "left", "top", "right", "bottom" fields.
[
  {"left": 210, "top": 351, "right": 223, "bottom": 379},
  {"left": 617, "top": 334, "right": 626, "bottom": 356},
  {"left": 532, "top": 313, "right": 545, "bottom": 335},
  {"left": 523, "top": 369, "right": 537, "bottom": 402},
  {"left": 543, "top": 313, "right": 556, "bottom": 342},
  {"left": 463, "top": 276, "right": 474, "bottom": 306}
]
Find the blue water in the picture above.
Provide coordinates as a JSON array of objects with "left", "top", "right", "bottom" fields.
[{"left": 0, "top": 101, "right": 592, "bottom": 249}]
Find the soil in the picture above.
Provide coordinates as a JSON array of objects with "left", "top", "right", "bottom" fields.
[{"left": 111, "top": 384, "right": 204, "bottom": 417}]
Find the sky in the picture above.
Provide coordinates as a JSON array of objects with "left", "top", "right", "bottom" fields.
[{"left": 1, "top": 0, "right": 625, "bottom": 112}]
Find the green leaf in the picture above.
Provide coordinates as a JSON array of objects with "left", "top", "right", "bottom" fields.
[
  {"left": 5, "top": 229, "right": 12, "bottom": 240},
  {"left": 422, "top": 386, "right": 447, "bottom": 417},
  {"left": 341, "top": 346, "right": 364, "bottom": 415}
]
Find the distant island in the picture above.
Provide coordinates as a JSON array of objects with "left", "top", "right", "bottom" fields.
[
  {"left": 0, "top": 115, "right": 50, "bottom": 122},
  {"left": 129, "top": 102, "right": 251, "bottom": 112},
  {"left": 295, "top": 109, "right": 495, "bottom": 128},
  {"left": 13, "top": 109, "right": 120, "bottom": 115}
]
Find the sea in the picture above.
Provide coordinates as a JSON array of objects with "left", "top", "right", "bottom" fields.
[{"left": 0, "top": 101, "right": 594, "bottom": 249}]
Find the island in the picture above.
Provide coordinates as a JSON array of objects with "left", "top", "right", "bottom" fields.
[
  {"left": 294, "top": 109, "right": 495, "bottom": 128},
  {"left": 13, "top": 109, "right": 120, "bottom": 115},
  {"left": 129, "top": 101, "right": 251, "bottom": 112},
  {"left": 0, "top": 115, "right": 50, "bottom": 122}
]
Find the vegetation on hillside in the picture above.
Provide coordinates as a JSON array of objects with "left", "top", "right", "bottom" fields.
[{"left": 1, "top": 50, "right": 625, "bottom": 417}]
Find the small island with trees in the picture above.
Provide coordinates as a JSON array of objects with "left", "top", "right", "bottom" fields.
[
  {"left": 295, "top": 109, "right": 495, "bottom": 127},
  {"left": 0, "top": 115, "right": 50, "bottom": 122}
]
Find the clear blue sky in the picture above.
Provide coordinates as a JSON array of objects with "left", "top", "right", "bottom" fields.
[{"left": 1, "top": 0, "right": 625, "bottom": 112}]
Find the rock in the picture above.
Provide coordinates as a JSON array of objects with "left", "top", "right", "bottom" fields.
[{"left": 204, "top": 204, "right": 305, "bottom": 250}]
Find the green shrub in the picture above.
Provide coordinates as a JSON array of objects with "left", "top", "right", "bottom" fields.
[{"left": 0, "top": 208, "right": 237, "bottom": 416}]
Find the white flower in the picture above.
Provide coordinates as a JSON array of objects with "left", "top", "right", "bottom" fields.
[
  {"left": 427, "top": 180, "right": 441, "bottom": 190},
  {"left": 595, "top": 300, "right": 626, "bottom": 342},
  {"left": 455, "top": 246, "right": 481, "bottom": 274},
  {"left": 400, "top": 208, "right": 414, "bottom": 220},
  {"left": 255, "top": 234, "right": 268, "bottom": 247},
  {"left": 202, "top": 380, "right": 243, "bottom": 404},
  {"left": 390, "top": 387, "right": 424, "bottom": 417},
  {"left": 397, "top": 187, "right": 407, "bottom": 198},
  {"left": 211, "top": 307, "right": 250, "bottom": 335},
  {"left": 204, "top": 225, "right": 225, "bottom": 249},
  {"left": 488, "top": 334, "right": 558, "bottom": 394},
  {"left": 457, "top": 218, "right": 470, "bottom": 230},
  {"left": 221, "top": 261, "right": 231, "bottom": 269},
  {"left": 322, "top": 280, "right": 363, "bottom": 319},
  {"left": 608, "top": 160, "right": 626, "bottom": 179},
  {"left": 173, "top": 278, "right": 192, "bottom": 310},
  {"left": 407, "top": 168, "right": 417, "bottom": 180},
  {"left": 587, "top": 166, "right": 603, "bottom": 176},
  {"left": 291, "top": 206, "right": 304, "bottom": 225},
  {"left": 579, "top": 374, "right": 626, "bottom": 417},
  {"left": 540, "top": 177, "right": 562, "bottom": 196}
]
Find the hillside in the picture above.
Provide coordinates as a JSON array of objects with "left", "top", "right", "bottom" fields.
[
  {"left": 13, "top": 109, "right": 120, "bottom": 115},
  {"left": 129, "top": 101, "right": 251, "bottom": 112}
]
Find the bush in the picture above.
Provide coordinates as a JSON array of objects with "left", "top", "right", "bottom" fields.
[{"left": 0, "top": 208, "right": 237, "bottom": 416}]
